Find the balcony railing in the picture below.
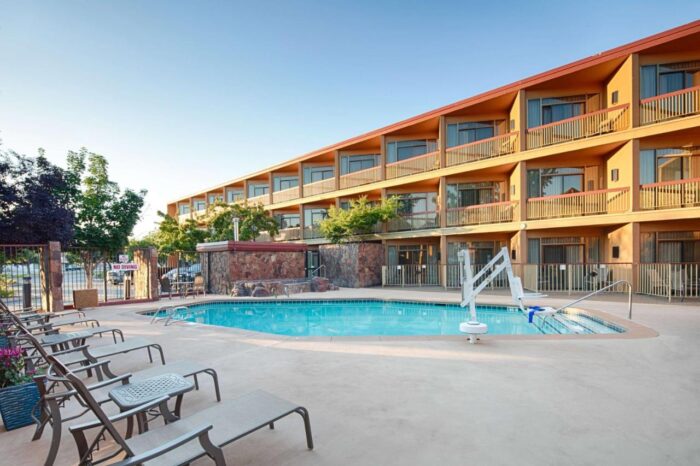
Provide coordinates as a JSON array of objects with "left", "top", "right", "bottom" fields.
[
  {"left": 302, "top": 225, "right": 324, "bottom": 239},
  {"left": 272, "top": 186, "right": 300, "bottom": 204},
  {"left": 387, "top": 212, "right": 440, "bottom": 232},
  {"left": 385, "top": 151, "right": 440, "bottom": 179},
  {"left": 339, "top": 166, "right": 382, "bottom": 189},
  {"left": 247, "top": 193, "right": 271, "bottom": 206},
  {"left": 526, "top": 104, "right": 629, "bottom": 150},
  {"left": 446, "top": 132, "right": 518, "bottom": 167},
  {"left": 640, "top": 86, "right": 700, "bottom": 125},
  {"left": 527, "top": 187, "right": 629, "bottom": 220},
  {"left": 640, "top": 177, "right": 700, "bottom": 210},
  {"left": 276, "top": 227, "right": 302, "bottom": 241},
  {"left": 446, "top": 201, "right": 517, "bottom": 227},
  {"left": 302, "top": 177, "right": 336, "bottom": 197}
]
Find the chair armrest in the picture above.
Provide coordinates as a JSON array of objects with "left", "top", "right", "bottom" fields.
[
  {"left": 111, "top": 424, "right": 215, "bottom": 466},
  {"left": 51, "top": 319, "right": 100, "bottom": 328},
  {"left": 70, "top": 359, "right": 112, "bottom": 375},
  {"left": 52, "top": 344, "right": 90, "bottom": 356},
  {"left": 85, "top": 372, "right": 132, "bottom": 390},
  {"left": 69, "top": 396, "right": 170, "bottom": 432}
]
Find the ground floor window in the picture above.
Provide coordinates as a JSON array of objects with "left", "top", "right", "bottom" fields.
[
  {"left": 387, "top": 244, "right": 439, "bottom": 265},
  {"left": 275, "top": 213, "right": 300, "bottom": 229},
  {"left": 527, "top": 237, "right": 600, "bottom": 264},
  {"left": 641, "top": 231, "right": 700, "bottom": 263},
  {"left": 447, "top": 241, "right": 500, "bottom": 265}
]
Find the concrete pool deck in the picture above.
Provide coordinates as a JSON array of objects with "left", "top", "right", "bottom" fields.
[{"left": 3, "top": 288, "right": 699, "bottom": 465}]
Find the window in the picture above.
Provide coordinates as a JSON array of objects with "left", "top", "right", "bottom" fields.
[
  {"left": 193, "top": 200, "right": 206, "bottom": 211},
  {"left": 528, "top": 237, "right": 600, "bottom": 264},
  {"left": 386, "top": 139, "right": 438, "bottom": 163},
  {"left": 304, "top": 208, "right": 328, "bottom": 226},
  {"left": 208, "top": 194, "right": 222, "bottom": 205},
  {"left": 641, "top": 231, "right": 700, "bottom": 263},
  {"left": 527, "top": 95, "right": 587, "bottom": 128},
  {"left": 446, "top": 121, "right": 496, "bottom": 148},
  {"left": 226, "top": 189, "right": 243, "bottom": 203},
  {"left": 611, "top": 91, "right": 619, "bottom": 105},
  {"left": 611, "top": 169, "right": 619, "bottom": 182},
  {"left": 447, "top": 241, "right": 498, "bottom": 265},
  {"left": 275, "top": 213, "right": 300, "bottom": 229},
  {"left": 446, "top": 182, "right": 501, "bottom": 208},
  {"left": 387, "top": 244, "right": 438, "bottom": 265},
  {"left": 273, "top": 176, "right": 299, "bottom": 191},
  {"left": 640, "top": 62, "right": 699, "bottom": 99},
  {"left": 612, "top": 246, "right": 620, "bottom": 259},
  {"left": 248, "top": 183, "right": 269, "bottom": 197},
  {"left": 340, "top": 154, "right": 379, "bottom": 175},
  {"left": 303, "top": 166, "right": 334, "bottom": 184},
  {"left": 178, "top": 204, "right": 190, "bottom": 215},
  {"left": 527, "top": 168, "right": 584, "bottom": 197},
  {"left": 640, "top": 148, "right": 699, "bottom": 184},
  {"left": 396, "top": 192, "right": 438, "bottom": 215}
]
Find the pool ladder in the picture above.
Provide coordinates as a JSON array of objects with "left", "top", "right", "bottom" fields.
[{"left": 150, "top": 305, "right": 190, "bottom": 326}]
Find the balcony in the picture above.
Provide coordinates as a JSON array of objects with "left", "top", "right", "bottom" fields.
[
  {"left": 339, "top": 166, "right": 382, "bottom": 189},
  {"left": 247, "top": 193, "right": 271, "bottom": 206},
  {"left": 302, "top": 177, "right": 336, "bottom": 197},
  {"left": 640, "top": 86, "right": 700, "bottom": 125},
  {"left": 445, "top": 132, "right": 518, "bottom": 167},
  {"left": 272, "top": 186, "right": 300, "bottom": 204},
  {"left": 387, "top": 212, "right": 440, "bottom": 232},
  {"left": 302, "top": 225, "right": 324, "bottom": 239},
  {"left": 526, "top": 104, "right": 629, "bottom": 150},
  {"left": 386, "top": 151, "right": 439, "bottom": 179},
  {"left": 446, "top": 201, "right": 517, "bottom": 227},
  {"left": 526, "top": 187, "right": 629, "bottom": 220},
  {"left": 640, "top": 178, "right": 700, "bottom": 210}
]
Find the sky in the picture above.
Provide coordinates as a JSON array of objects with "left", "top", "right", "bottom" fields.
[{"left": 1, "top": 0, "right": 699, "bottom": 237}]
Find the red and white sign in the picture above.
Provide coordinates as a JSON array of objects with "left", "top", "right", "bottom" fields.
[{"left": 112, "top": 263, "right": 138, "bottom": 271}]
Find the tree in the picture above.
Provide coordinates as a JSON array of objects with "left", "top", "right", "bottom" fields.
[
  {"left": 151, "top": 211, "right": 209, "bottom": 259},
  {"left": 206, "top": 202, "right": 279, "bottom": 241},
  {"left": 319, "top": 196, "right": 399, "bottom": 244},
  {"left": 68, "top": 148, "right": 146, "bottom": 287},
  {"left": 0, "top": 148, "right": 76, "bottom": 244}
]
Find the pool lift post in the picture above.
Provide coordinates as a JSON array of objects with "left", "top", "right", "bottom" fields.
[{"left": 458, "top": 247, "right": 548, "bottom": 343}]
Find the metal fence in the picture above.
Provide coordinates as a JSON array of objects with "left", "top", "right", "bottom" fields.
[
  {"left": 521, "top": 263, "right": 633, "bottom": 294},
  {"left": 382, "top": 264, "right": 440, "bottom": 287},
  {"left": 62, "top": 249, "right": 136, "bottom": 306},
  {"left": 637, "top": 263, "right": 700, "bottom": 301},
  {"left": 156, "top": 251, "right": 203, "bottom": 296},
  {"left": 0, "top": 244, "right": 47, "bottom": 311},
  {"left": 444, "top": 264, "right": 509, "bottom": 289}
]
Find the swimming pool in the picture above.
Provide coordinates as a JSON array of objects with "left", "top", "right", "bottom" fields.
[{"left": 150, "top": 300, "right": 624, "bottom": 337}]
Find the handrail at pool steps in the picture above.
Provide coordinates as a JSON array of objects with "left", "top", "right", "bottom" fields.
[{"left": 553, "top": 280, "right": 633, "bottom": 320}]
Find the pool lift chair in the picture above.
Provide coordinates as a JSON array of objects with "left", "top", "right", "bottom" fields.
[{"left": 458, "top": 247, "right": 549, "bottom": 343}]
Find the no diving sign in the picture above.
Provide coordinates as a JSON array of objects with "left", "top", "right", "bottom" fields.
[{"left": 112, "top": 263, "right": 138, "bottom": 271}]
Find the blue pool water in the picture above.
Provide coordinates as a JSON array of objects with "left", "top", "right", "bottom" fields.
[{"left": 152, "top": 300, "right": 623, "bottom": 337}]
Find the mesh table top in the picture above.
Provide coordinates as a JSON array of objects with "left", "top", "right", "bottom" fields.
[{"left": 109, "top": 373, "right": 193, "bottom": 409}]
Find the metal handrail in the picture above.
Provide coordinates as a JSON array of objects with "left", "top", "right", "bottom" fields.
[
  {"left": 554, "top": 280, "right": 633, "bottom": 319},
  {"left": 309, "top": 264, "right": 326, "bottom": 278}
]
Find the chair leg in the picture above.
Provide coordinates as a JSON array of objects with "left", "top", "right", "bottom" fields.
[
  {"left": 296, "top": 407, "right": 314, "bottom": 449},
  {"left": 154, "top": 344, "right": 166, "bottom": 364}
]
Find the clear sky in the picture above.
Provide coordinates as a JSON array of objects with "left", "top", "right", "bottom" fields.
[{"left": 1, "top": 1, "right": 699, "bottom": 237}]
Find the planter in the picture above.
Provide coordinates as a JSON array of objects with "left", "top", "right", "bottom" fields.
[
  {"left": 0, "top": 382, "right": 40, "bottom": 431},
  {"left": 0, "top": 336, "right": 8, "bottom": 349}
]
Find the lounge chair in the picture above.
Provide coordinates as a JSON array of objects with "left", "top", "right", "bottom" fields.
[
  {"left": 47, "top": 356, "right": 313, "bottom": 466},
  {"left": 160, "top": 277, "right": 178, "bottom": 300}
]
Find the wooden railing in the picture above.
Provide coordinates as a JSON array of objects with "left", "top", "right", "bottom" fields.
[
  {"left": 640, "top": 178, "right": 700, "bottom": 210},
  {"left": 640, "top": 85, "right": 700, "bottom": 125},
  {"left": 527, "top": 187, "right": 629, "bottom": 220},
  {"left": 446, "top": 201, "right": 517, "bottom": 226},
  {"left": 446, "top": 132, "right": 518, "bottom": 167},
  {"left": 247, "top": 193, "right": 270, "bottom": 206},
  {"left": 339, "top": 166, "right": 381, "bottom": 189},
  {"left": 302, "top": 177, "right": 336, "bottom": 197},
  {"left": 272, "top": 186, "right": 300, "bottom": 204},
  {"left": 386, "top": 151, "right": 439, "bottom": 179},
  {"left": 526, "top": 104, "right": 629, "bottom": 150},
  {"left": 387, "top": 212, "right": 439, "bottom": 232}
]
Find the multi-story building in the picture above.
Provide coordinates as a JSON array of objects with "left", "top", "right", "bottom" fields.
[{"left": 168, "top": 21, "right": 700, "bottom": 296}]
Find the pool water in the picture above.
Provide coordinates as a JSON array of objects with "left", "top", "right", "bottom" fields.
[{"left": 152, "top": 300, "right": 623, "bottom": 337}]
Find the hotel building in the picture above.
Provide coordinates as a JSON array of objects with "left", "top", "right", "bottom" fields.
[{"left": 168, "top": 21, "right": 700, "bottom": 296}]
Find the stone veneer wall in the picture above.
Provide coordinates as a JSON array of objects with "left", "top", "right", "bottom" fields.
[
  {"left": 319, "top": 242, "right": 384, "bottom": 288},
  {"left": 198, "top": 241, "right": 307, "bottom": 294}
]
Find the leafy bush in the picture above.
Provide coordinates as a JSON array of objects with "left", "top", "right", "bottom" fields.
[
  {"left": 0, "top": 274, "right": 15, "bottom": 298},
  {"left": 320, "top": 196, "right": 399, "bottom": 244},
  {"left": 0, "top": 347, "right": 34, "bottom": 388}
]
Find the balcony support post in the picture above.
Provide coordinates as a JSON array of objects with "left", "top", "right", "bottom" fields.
[
  {"left": 379, "top": 135, "right": 387, "bottom": 181},
  {"left": 440, "top": 235, "right": 448, "bottom": 289},
  {"left": 439, "top": 176, "right": 447, "bottom": 229},
  {"left": 334, "top": 150, "right": 341, "bottom": 191},
  {"left": 438, "top": 116, "right": 447, "bottom": 168},
  {"left": 630, "top": 54, "right": 640, "bottom": 128},
  {"left": 630, "top": 139, "right": 640, "bottom": 212}
]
